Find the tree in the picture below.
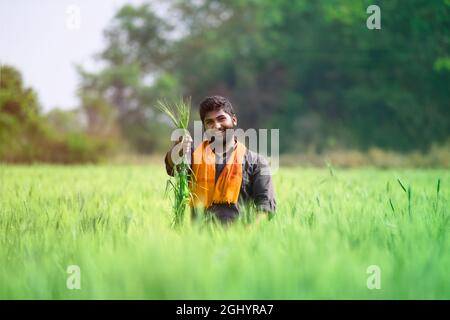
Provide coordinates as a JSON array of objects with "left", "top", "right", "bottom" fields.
[
  {"left": 77, "top": 3, "right": 178, "bottom": 153},
  {"left": 0, "top": 65, "right": 117, "bottom": 163},
  {"left": 0, "top": 65, "right": 48, "bottom": 160},
  {"left": 78, "top": 0, "right": 450, "bottom": 153}
]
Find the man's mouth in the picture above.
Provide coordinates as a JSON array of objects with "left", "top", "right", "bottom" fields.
[
  {"left": 208, "top": 129, "right": 232, "bottom": 142},
  {"left": 213, "top": 129, "right": 225, "bottom": 136}
]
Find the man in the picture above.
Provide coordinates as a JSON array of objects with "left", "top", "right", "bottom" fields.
[{"left": 164, "top": 95, "right": 276, "bottom": 224}]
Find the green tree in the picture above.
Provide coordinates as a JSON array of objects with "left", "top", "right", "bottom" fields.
[
  {"left": 79, "top": 0, "right": 450, "bottom": 153},
  {"left": 77, "top": 3, "right": 178, "bottom": 153},
  {"left": 0, "top": 65, "right": 50, "bottom": 161},
  {"left": 0, "top": 65, "right": 117, "bottom": 163}
]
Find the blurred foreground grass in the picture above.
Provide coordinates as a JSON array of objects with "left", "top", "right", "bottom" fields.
[{"left": 0, "top": 165, "right": 448, "bottom": 299}]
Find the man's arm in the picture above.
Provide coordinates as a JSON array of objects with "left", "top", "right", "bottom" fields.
[
  {"left": 164, "top": 152, "right": 175, "bottom": 177},
  {"left": 250, "top": 153, "right": 277, "bottom": 223}
]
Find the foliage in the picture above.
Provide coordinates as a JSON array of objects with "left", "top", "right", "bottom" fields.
[
  {"left": 0, "top": 65, "right": 117, "bottom": 163},
  {"left": 78, "top": 0, "right": 449, "bottom": 153},
  {"left": 0, "top": 165, "right": 448, "bottom": 298},
  {"left": 156, "top": 98, "right": 192, "bottom": 227}
]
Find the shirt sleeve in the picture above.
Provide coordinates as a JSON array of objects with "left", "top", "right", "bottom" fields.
[
  {"left": 164, "top": 152, "right": 175, "bottom": 177},
  {"left": 250, "top": 154, "right": 277, "bottom": 213}
]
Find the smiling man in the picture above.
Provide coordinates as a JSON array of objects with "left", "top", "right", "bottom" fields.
[{"left": 164, "top": 95, "right": 276, "bottom": 224}]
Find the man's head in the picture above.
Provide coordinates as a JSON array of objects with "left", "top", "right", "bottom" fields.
[
  {"left": 199, "top": 96, "right": 237, "bottom": 147},
  {"left": 200, "top": 96, "right": 236, "bottom": 128}
]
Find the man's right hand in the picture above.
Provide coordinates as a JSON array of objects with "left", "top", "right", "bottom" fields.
[{"left": 166, "top": 133, "right": 193, "bottom": 168}]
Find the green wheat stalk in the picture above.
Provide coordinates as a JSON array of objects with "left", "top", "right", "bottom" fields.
[{"left": 156, "top": 97, "right": 192, "bottom": 228}]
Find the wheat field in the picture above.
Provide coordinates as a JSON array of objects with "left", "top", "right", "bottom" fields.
[{"left": 0, "top": 164, "right": 448, "bottom": 299}]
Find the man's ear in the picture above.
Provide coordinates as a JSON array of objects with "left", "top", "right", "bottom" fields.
[{"left": 232, "top": 115, "right": 237, "bottom": 126}]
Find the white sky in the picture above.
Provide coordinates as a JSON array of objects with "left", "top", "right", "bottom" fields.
[{"left": 0, "top": 0, "right": 148, "bottom": 112}]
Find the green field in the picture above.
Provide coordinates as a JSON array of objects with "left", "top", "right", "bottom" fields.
[{"left": 0, "top": 165, "right": 448, "bottom": 299}]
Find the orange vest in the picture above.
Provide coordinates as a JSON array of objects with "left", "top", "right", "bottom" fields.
[{"left": 190, "top": 140, "right": 246, "bottom": 209}]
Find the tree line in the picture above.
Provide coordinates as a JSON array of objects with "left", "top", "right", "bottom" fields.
[{"left": 1, "top": 0, "right": 449, "bottom": 162}]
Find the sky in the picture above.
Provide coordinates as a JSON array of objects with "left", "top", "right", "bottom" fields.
[{"left": 0, "top": 0, "right": 148, "bottom": 112}]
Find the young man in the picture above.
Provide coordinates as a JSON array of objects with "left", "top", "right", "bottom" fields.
[{"left": 164, "top": 95, "right": 276, "bottom": 224}]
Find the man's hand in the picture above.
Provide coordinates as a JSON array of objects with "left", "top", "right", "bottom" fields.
[
  {"left": 255, "top": 211, "right": 269, "bottom": 224},
  {"left": 245, "top": 211, "right": 269, "bottom": 230},
  {"left": 166, "top": 133, "right": 193, "bottom": 168}
]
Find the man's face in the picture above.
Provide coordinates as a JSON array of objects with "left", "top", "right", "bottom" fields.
[{"left": 203, "top": 109, "right": 237, "bottom": 145}]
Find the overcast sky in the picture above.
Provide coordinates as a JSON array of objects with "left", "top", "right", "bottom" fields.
[{"left": 0, "top": 0, "right": 148, "bottom": 112}]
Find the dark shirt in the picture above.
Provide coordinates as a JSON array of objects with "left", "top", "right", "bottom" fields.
[{"left": 164, "top": 142, "right": 276, "bottom": 223}]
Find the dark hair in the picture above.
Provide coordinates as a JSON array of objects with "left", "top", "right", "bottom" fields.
[{"left": 199, "top": 96, "right": 235, "bottom": 123}]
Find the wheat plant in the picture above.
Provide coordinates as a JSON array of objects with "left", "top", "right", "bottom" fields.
[{"left": 156, "top": 97, "right": 192, "bottom": 227}]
